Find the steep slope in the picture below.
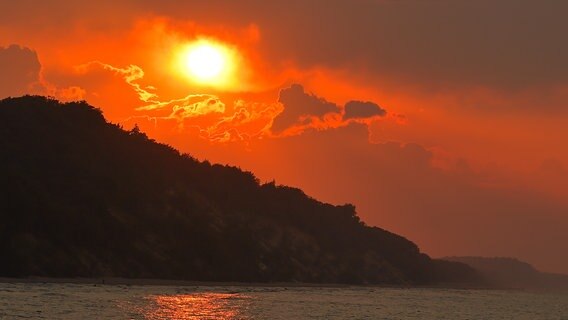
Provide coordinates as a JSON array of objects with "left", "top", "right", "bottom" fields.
[{"left": 0, "top": 95, "right": 477, "bottom": 284}]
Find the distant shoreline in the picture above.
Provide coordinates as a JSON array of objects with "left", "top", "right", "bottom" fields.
[
  {"left": 0, "top": 277, "right": 497, "bottom": 290},
  {"left": 0, "top": 276, "right": 387, "bottom": 288},
  {"left": 0, "top": 277, "right": 352, "bottom": 288}
]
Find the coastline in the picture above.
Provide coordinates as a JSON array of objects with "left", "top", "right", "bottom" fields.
[{"left": 0, "top": 276, "right": 495, "bottom": 290}]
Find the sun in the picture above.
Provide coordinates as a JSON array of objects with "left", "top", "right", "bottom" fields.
[
  {"left": 185, "top": 44, "right": 225, "bottom": 80},
  {"left": 176, "top": 39, "right": 235, "bottom": 87}
]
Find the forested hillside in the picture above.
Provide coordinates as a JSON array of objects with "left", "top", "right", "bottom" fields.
[{"left": 0, "top": 96, "right": 478, "bottom": 285}]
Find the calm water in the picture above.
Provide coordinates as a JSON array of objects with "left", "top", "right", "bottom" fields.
[{"left": 0, "top": 282, "right": 567, "bottom": 319}]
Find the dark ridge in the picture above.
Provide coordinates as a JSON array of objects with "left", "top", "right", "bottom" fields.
[{"left": 0, "top": 95, "right": 479, "bottom": 285}]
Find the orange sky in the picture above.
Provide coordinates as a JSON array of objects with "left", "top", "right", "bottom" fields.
[{"left": 1, "top": 0, "right": 568, "bottom": 273}]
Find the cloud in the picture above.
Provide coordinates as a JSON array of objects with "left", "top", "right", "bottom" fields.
[
  {"left": 72, "top": 60, "right": 266, "bottom": 141},
  {"left": 203, "top": 100, "right": 279, "bottom": 143},
  {"left": 257, "top": 0, "right": 568, "bottom": 90},
  {"left": 4, "top": 1, "right": 568, "bottom": 116},
  {"left": 55, "top": 86, "right": 87, "bottom": 101},
  {"left": 165, "top": 95, "right": 225, "bottom": 120},
  {"left": 0, "top": 44, "right": 86, "bottom": 101},
  {"left": 0, "top": 44, "right": 41, "bottom": 98},
  {"left": 343, "top": 100, "right": 386, "bottom": 121},
  {"left": 76, "top": 61, "right": 157, "bottom": 103},
  {"left": 52, "top": 0, "right": 564, "bottom": 91},
  {"left": 50, "top": 57, "right": 392, "bottom": 143},
  {"left": 271, "top": 84, "right": 340, "bottom": 134},
  {"left": 76, "top": 61, "right": 229, "bottom": 125},
  {"left": 268, "top": 84, "right": 391, "bottom": 136}
]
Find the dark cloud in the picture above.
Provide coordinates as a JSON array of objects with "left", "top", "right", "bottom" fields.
[
  {"left": 124, "top": 0, "right": 568, "bottom": 91},
  {"left": 256, "top": 0, "right": 568, "bottom": 90},
  {"left": 271, "top": 84, "right": 339, "bottom": 134},
  {"left": 0, "top": 44, "right": 41, "bottom": 98},
  {"left": 5, "top": 1, "right": 568, "bottom": 92},
  {"left": 343, "top": 100, "right": 386, "bottom": 121}
]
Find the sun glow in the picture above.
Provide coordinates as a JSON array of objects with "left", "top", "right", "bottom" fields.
[{"left": 175, "top": 39, "right": 237, "bottom": 88}]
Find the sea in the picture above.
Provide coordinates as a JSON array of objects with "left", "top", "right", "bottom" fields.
[{"left": 1, "top": 282, "right": 567, "bottom": 319}]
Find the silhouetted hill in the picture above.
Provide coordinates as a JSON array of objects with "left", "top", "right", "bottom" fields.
[
  {"left": 0, "top": 95, "right": 479, "bottom": 285},
  {"left": 444, "top": 256, "right": 568, "bottom": 290}
]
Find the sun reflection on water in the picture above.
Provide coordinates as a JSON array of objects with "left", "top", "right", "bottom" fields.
[{"left": 143, "top": 293, "right": 251, "bottom": 320}]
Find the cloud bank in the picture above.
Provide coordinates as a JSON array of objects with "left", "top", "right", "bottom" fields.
[
  {"left": 343, "top": 101, "right": 386, "bottom": 121},
  {"left": 0, "top": 45, "right": 41, "bottom": 98}
]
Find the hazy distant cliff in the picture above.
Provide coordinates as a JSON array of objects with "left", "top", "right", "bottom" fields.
[
  {"left": 0, "top": 95, "right": 478, "bottom": 285},
  {"left": 444, "top": 256, "right": 568, "bottom": 289}
]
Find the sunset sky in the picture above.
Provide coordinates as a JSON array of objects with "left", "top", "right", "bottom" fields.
[{"left": 2, "top": 0, "right": 567, "bottom": 273}]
